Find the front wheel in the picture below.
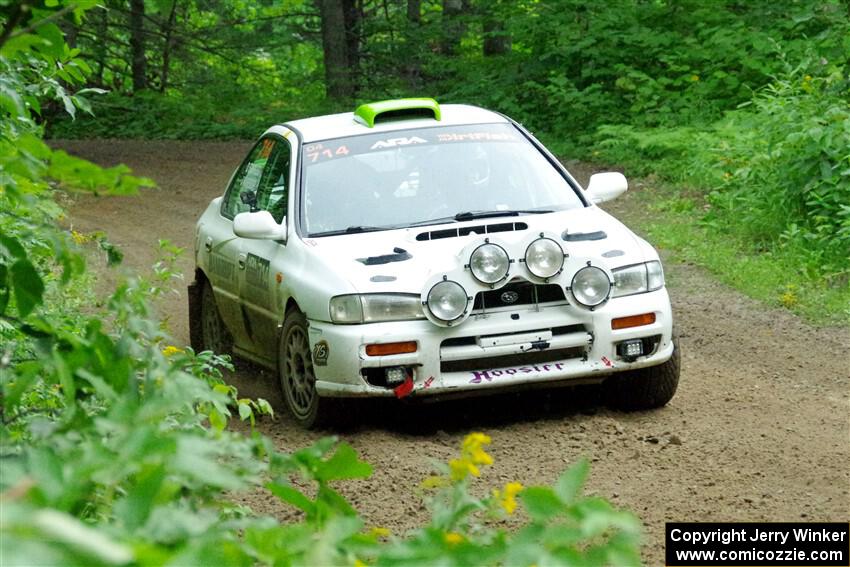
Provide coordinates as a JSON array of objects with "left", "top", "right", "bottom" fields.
[
  {"left": 279, "top": 309, "right": 335, "bottom": 428},
  {"left": 605, "top": 333, "right": 680, "bottom": 410}
]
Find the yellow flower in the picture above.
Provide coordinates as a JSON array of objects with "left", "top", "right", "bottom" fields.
[
  {"left": 494, "top": 481, "right": 524, "bottom": 515},
  {"left": 779, "top": 289, "right": 798, "bottom": 308},
  {"left": 444, "top": 532, "right": 464, "bottom": 545},
  {"left": 162, "top": 345, "right": 184, "bottom": 357},
  {"left": 449, "top": 458, "right": 480, "bottom": 481},
  {"left": 421, "top": 475, "right": 448, "bottom": 489},
  {"left": 354, "top": 560, "right": 368, "bottom": 567},
  {"left": 369, "top": 527, "right": 391, "bottom": 538},
  {"left": 71, "top": 230, "right": 87, "bottom": 245},
  {"left": 690, "top": 74, "right": 700, "bottom": 82}
]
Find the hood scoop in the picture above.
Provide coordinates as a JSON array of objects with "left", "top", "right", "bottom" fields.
[
  {"left": 416, "top": 221, "right": 528, "bottom": 241},
  {"left": 357, "top": 247, "right": 412, "bottom": 265},
  {"left": 562, "top": 230, "right": 607, "bottom": 242}
]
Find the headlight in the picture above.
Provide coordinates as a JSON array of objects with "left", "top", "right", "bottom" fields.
[
  {"left": 524, "top": 237, "right": 564, "bottom": 279},
  {"left": 570, "top": 266, "right": 611, "bottom": 307},
  {"left": 426, "top": 280, "right": 468, "bottom": 322},
  {"left": 330, "top": 294, "right": 425, "bottom": 324},
  {"left": 611, "top": 261, "right": 664, "bottom": 298},
  {"left": 469, "top": 243, "right": 510, "bottom": 284}
]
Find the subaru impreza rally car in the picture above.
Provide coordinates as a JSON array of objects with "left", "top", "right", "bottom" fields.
[{"left": 188, "top": 98, "right": 680, "bottom": 428}]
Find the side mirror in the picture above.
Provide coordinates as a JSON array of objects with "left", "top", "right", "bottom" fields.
[
  {"left": 586, "top": 172, "right": 628, "bottom": 204},
  {"left": 233, "top": 210, "right": 286, "bottom": 240}
]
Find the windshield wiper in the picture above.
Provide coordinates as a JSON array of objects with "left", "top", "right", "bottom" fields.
[
  {"left": 310, "top": 225, "right": 389, "bottom": 237},
  {"left": 406, "top": 209, "right": 555, "bottom": 229},
  {"left": 453, "top": 209, "right": 554, "bottom": 222}
]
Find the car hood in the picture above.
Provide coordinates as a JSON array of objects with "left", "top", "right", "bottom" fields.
[{"left": 302, "top": 207, "right": 651, "bottom": 294}]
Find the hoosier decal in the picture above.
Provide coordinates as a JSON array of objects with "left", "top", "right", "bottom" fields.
[{"left": 470, "top": 363, "right": 566, "bottom": 384}]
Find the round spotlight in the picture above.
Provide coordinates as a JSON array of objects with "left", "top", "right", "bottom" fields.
[
  {"left": 469, "top": 243, "right": 510, "bottom": 284},
  {"left": 524, "top": 238, "right": 564, "bottom": 278},
  {"left": 427, "top": 280, "right": 468, "bottom": 322},
  {"left": 571, "top": 266, "right": 611, "bottom": 307}
]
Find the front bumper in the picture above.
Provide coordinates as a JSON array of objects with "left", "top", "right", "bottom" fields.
[{"left": 308, "top": 289, "right": 674, "bottom": 398}]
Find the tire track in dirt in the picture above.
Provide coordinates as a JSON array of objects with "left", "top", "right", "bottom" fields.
[{"left": 55, "top": 139, "right": 850, "bottom": 565}]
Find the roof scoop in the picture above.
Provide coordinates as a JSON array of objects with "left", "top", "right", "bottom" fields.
[{"left": 354, "top": 98, "right": 441, "bottom": 128}]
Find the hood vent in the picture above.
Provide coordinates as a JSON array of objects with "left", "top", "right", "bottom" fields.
[{"left": 415, "top": 221, "right": 528, "bottom": 242}]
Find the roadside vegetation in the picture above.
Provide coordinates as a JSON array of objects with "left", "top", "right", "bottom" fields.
[
  {"left": 43, "top": 0, "right": 850, "bottom": 322},
  {"left": 2, "top": 3, "right": 641, "bottom": 565}
]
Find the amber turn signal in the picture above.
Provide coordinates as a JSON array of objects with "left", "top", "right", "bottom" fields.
[
  {"left": 365, "top": 341, "right": 417, "bottom": 356},
  {"left": 611, "top": 312, "right": 656, "bottom": 330}
]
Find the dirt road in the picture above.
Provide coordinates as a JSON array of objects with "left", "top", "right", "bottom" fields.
[{"left": 55, "top": 139, "right": 849, "bottom": 565}]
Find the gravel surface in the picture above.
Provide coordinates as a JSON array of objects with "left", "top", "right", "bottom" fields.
[{"left": 56, "top": 139, "right": 850, "bottom": 565}]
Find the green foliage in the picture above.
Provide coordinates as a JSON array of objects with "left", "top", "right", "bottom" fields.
[{"left": 596, "top": 65, "right": 850, "bottom": 290}]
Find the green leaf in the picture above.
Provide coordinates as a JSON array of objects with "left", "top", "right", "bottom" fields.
[
  {"left": 115, "top": 464, "right": 166, "bottom": 531},
  {"left": 315, "top": 443, "right": 372, "bottom": 482},
  {"left": 238, "top": 402, "right": 252, "bottom": 421},
  {"left": 520, "top": 487, "right": 564, "bottom": 521},
  {"left": 267, "top": 482, "right": 316, "bottom": 516},
  {"left": 10, "top": 259, "right": 44, "bottom": 317},
  {"left": 554, "top": 458, "right": 589, "bottom": 504}
]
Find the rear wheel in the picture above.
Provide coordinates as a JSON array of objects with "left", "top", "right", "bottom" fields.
[
  {"left": 200, "top": 280, "right": 232, "bottom": 354},
  {"left": 605, "top": 333, "right": 680, "bottom": 410},
  {"left": 279, "top": 308, "right": 332, "bottom": 428}
]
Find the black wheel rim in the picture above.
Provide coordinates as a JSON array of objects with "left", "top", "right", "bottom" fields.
[{"left": 282, "top": 325, "right": 316, "bottom": 418}]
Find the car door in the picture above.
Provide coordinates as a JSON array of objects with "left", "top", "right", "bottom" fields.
[
  {"left": 237, "top": 134, "right": 294, "bottom": 363},
  {"left": 208, "top": 140, "right": 270, "bottom": 351}
]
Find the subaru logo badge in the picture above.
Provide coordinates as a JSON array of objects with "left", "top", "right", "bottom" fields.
[{"left": 500, "top": 290, "right": 519, "bottom": 304}]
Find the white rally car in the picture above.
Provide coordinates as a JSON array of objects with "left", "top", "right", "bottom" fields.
[{"left": 188, "top": 98, "right": 679, "bottom": 428}]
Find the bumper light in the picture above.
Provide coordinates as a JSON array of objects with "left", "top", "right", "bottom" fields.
[
  {"left": 611, "top": 312, "right": 656, "bottom": 330},
  {"left": 365, "top": 341, "right": 417, "bottom": 356},
  {"left": 385, "top": 367, "right": 409, "bottom": 386},
  {"left": 617, "top": 339, "right": 644, "bottom": 360}
]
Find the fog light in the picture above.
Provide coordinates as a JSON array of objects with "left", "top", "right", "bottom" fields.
[
  {"left": 617, "top": 339, "right": 644, "bottom": 360},
  {"left": 385, "top": 367, "right": 409, "bottom": 386}
]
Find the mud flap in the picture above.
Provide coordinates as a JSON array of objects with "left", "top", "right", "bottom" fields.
[{"left": 187, "top": 280, "right": 203, "bottom": 352}]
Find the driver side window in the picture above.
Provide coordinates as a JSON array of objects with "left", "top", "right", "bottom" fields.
[
  {"left": 222, "top": 137, "right": 291, "bottom": 223},
  {"left": 222, "top": 140, "right": 269, "bottom": 219}
]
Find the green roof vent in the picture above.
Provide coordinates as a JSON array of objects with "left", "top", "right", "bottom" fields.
[{"left": 354, "top": 98, "right": 441, "bottom": 128}]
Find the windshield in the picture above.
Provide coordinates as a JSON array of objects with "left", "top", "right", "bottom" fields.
[{"left": 300, "top": 123, "right": 584, "bottom": 236}]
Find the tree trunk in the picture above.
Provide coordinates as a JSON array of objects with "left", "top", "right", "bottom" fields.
[
  {"left": 342, "top": 0, "right": 360, "bottom": 89},
  {"left": 483, "top": 19, "right": 510, "bottom": 56},
  {"left": 407, "top": 0, "right": 420, "bottom": 23},
  {"left": 129, "top": 0, "right": 147, "bottom": 92},
  {"left": 318, "top": 0, "right": 354, "bottom": 100},
  {"left": 441, "top": 0, "right": 465, "bottom": 55},
  {"left": 93, "top": 7, "right": 108, "bottom": 87},
  {"left": 160, "top": 0, "right": 178, "bottom": 92}
]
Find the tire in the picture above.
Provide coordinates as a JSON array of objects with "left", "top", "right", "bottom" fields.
[
  {"left": 278, "top": 308, "right": 336, "bottom": 429},
  {"left": 605, "top": 333, "right": 680, "bottom": 410},
  {"left": 199, "top": 280, "right": 233, "bottom": 354}
]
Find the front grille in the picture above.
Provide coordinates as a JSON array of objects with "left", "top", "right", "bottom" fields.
[
  {"left": 472, "top": 281, "right": 566, "bottom": 311},
  {"left": 441, "top": 346, "right": 586, "bottom": 373}
]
